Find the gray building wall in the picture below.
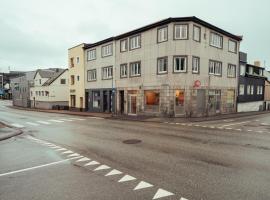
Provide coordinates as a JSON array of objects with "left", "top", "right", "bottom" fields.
[{"left": 10, "top": 71, "right": 35, "bottom": 108}]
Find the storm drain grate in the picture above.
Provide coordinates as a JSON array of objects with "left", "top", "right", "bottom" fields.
[{"left": 123, "top": 139, "right": 142, "bottom": 144}]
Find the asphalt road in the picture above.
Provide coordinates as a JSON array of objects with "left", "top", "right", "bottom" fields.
[{"left": 0, "top": 100, "right": 270, "bottom": 200}]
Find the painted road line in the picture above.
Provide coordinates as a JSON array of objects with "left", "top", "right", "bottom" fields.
[
  {"left": 76, "top": 157, "right": 91, "bottom": 162},
  {"left": 11, "top": 123, "right": 25, "bottom": 128},
  {"left": 70, "top": 118, "right": 85, "bottom": 121},
  {"left": 55, "top": 148, "right": 67, "bottom": 151},
  {"left": 93, "top": 165, "right": 110, "bottom": 171},
  {"left": 48, "top": 119, "right": 64, "bottom": 123},
  {"left": 84, "top": 161, "right": 100, "bottom": 166},
  {"left": 0, "top": 156, "right": 81, "bottom": 177},
  {"left": 152, "top": 188, "right": 174, "bottom": 199},
  {"left": 67, "top": 153, "right": 80, "bottom": 157},
  {"left": 118, "top": 175, "right": 136, "bottom": 183},
  {"left": 180, "top": 197, "right": 189, "bottom": 200},
  {"left": 59, "top": 119, "right": 74, "bottom": 122},
  {"left": 62, "top": 150, "right": 73, "bottom": 154},
  {"left": 37, "top": 121, "right": 51, "bottom": 125},
  {"left": 256, "top": 130, "right": 263, "bottom": 133},
  {"left": 247, "top": 130, "right": 253, "bottom": 132},
  {"left": 225, "top": 128, "right": 232, "bottom": 130},
  {"left": 88, "top": 117, "right": 104, "bottom": 120},
  {"left": 134, "top": 181, "right": 153, "bottom": 190},
  {"left": 105, "top": 169, "right": 122, "bottom": 176},
  {"left": 222, "top": 121, "right": 250, "bottom": 127},
  {"left": 235, "top": 129, "right": 242, "bottom": 131}
]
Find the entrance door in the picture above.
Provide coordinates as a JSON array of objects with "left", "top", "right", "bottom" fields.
[
  {"left": 80, "top": 97, "right": 83, "bottom": 111},
  {"left": 103, "top": 91, "right": 108, "bottom": 112},
  {"left": 128, "top": 94, "right": 137, "bottom": 115},
  {"left": 175, "top": 90, "right": 185, "bottom": 115},
  {"left": 119, "top": 91, "right": 124, "bottom": 114}
]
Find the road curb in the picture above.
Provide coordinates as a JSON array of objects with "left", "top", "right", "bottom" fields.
[{"left": 0, "top": 122, "right": 23, "bottom": 141}]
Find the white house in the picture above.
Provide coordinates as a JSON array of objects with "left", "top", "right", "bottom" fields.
[{"left": 30, "top": 68, "right": 69, "bottom": 109}]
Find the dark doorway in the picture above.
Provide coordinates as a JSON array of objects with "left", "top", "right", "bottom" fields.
[
  {"left": 103, "top": 91, "right": 108, "bottom": 112},
  {"left": 85, "top": 92, "right": 89, "bottom": 111},
  {"left": 119, "top": 90, "right": 124, "bottom": 114}
]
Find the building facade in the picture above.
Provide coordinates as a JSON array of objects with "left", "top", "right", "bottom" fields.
[
  {"left": 237, "top": 53, "right": 266, "bottom": 112},
  {"left": 82, "top": 17, "right": 242, "bottom": 117},
  {"left": 30, "top": 69, "right": 69, "bottom": 109},
  {"left": 68, "top": 43, "right": 86, "bottom": 111},
  {"left": 264, "top": 70, "right": 270, "bottom": 110},
  {"left": 10, "top": 71, "right": 35, "bottom": 107}
]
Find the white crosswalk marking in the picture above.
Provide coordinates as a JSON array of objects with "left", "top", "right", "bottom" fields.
[
  {"left": 134, "top": 181, "right": 153, "bottom": 190},
  {"left": 48, "top": 120, "right": 64, "bottom": 123},
  {"left": 62, "top": 150, "right": 73, "bottom": 154},
  {"left": 11, "top": 123, "right": 25, "bottom": 128},
  {"left": 67, "top": 153, "right": 80, "bottom": 157},
  {"left": 59, "top": 119, "right": 73, "bottom": 122},
  {"left": 76, "top": 157, "right": 91, "bottom": 162},
  {"left": 84, "top": 161, "right": 100, "bottom": 166},
  {"left": 105, "top": 169, "right": 122, "bottom": 176},
  {"left": 70, "top": 118, "right": 86, "bottom": 121},
  {"left": 93, "top": 165, "right": 110, "bottom": 171},
  {"left": 118, "top": 175, "right": 136, "bottom": 183},
  {"left": 152, "top": 188, "right": 174, "bottom": 199},
  {"left": 26, "top": 122, "right": 39, "bottom": 126},
  {"left": 37, "top": 121, "right": 51, "bottom": 125}
]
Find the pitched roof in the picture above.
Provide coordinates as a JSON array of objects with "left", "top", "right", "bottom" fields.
[
  {"left": 42, "top": 69, "right": 67, "bottom": 86},
  {"left": 84, "top": 16, "right": 242, "bottom": 50}
]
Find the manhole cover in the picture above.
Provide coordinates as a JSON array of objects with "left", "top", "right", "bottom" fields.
[{"left": 123, "top": 139, "right": 142, "bottom": 144}]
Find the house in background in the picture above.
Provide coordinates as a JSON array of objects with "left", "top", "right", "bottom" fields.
[
  {"left": 237, "top": 52, "right": 266, "bottom": 112},
  {"left": 264, "top": 70, "right": 270, "bottom": 110},
  {"left": 10, "top": 71, "right": 35, "bottom": 107},
  {"left": 30, "top": 68, "right": 69, "bottom": 109},
  {"left": 83, "top": 16, "right": 242, "bottom": 117},
  {"left": 68, "top": 43, "right": 88, "bottom": 111}
]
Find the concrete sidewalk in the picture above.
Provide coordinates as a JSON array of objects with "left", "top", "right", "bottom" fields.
[
  {"left": 0, "top": 122, "right": 23, "bottom": 141},
  {"left": 8, "top": 105, "right": 270, "bottom": 123}
]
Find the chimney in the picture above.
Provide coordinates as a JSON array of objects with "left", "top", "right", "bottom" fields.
[{"left": 254, "top": 61, "right": 261, "bottom": 67}]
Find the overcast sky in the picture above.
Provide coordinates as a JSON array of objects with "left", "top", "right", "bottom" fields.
[{"left": 0, "top": 0, "right": 269, "bottom": 72}]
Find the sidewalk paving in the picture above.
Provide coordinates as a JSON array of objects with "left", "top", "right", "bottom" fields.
[
  {"left": 0, "top": 122, "right": 23, "bottom": 141},
  {"left": 8, "top": 105, "right": 270, "bottom": 123}
]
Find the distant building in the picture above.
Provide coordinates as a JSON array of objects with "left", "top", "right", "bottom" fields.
[
  {"left": 264, "top": 70, "right": 270, "bottom": 110},
  {"left": 237, "top": 52, "right": 266, "bottom": 112},
  {"left": 30, "top": 68, "right": 69, "bottom": 109},
  {"left": 0, "top": 71, "right": 25, "bottom": 99},
  {"left": 10, "top": 71, "right": 35, "bottom": 107},
  {"left": 69, "top": 16, "right": 242, "bottom": 117}
]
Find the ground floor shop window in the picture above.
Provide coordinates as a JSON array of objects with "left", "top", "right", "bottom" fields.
[
  {"left": 144, "top": 90, "right": 160, "bottom": 112},
  {"left": 208, "top": 90, "right": 221, "bottom": 114},
  {"left": 175, "top": 90, "right": 185, "bottom": 115},
  {"left": 92, "top": 91, "right": 101, "bottom": 109}
]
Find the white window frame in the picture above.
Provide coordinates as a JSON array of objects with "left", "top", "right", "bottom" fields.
[
  {"left": 120, "top": 39, "right": 128, "bottom": 52},
  {"left": 193, "top": 25, "right": 201, "bottom": 42},
  {"left": 210, "top": 32, "right": 223, "bottom": 48},
  {"left": 87, "top": 69, "right": 97, "bottom": 81},
  {"left": 120, "top": 64, "right": 128, "bottom": 78},
  {"left": 247, "top": 85, "right": 251, "bottom": 95},
  {"left": 157, "top": 26, "right": 168, "bottom": 43},
  {"left": 250, "top": 85, "right": 254, "bottom": 95},
  {"left": 209, "top": 60, "right": 222, "bottom": 76},
  {"left": 129, "top": 35, "right": 141, "bottom": 50},
  {"left": 227, "top": 64, "right": 236, "bottom": 78},
  {"left": 102, "top": 66, "right": 113, "bottom": 79},
  {"left": 192, "top": 56, "right": 200, "bottom": 73},
  {"left": 239, "top": 84, "right": 245, "bottom": 95},
  {"left": 240, "top": 64, "right": 246, "bottom": 76},
  {"left": 130, "top": 62, "right": 141, "bottom": 77},
  {"left": 174, "top": 24, "right": 188, "bottom": 40},
  {"left": 87, "top": 49, "right": 96, "bottom": 61},
  {"left": 228, "top": 40, "right": 237, "bottom": 53},
  {"left": 173, "top": 56, "right": 187, "bottom": 73},
  {"left": 157, "top": 57, "right": 168, "bottom": 74},
  {"left": 101, "top": 44, "right": 113, "bottom": 57}
]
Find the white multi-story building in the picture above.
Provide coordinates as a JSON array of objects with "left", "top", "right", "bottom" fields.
[
  {"left": 30, "top": 68, "right": 69, "bottom": 109},
  {"left": 70, "top": 17, "right": 242, "bottom": 117}
]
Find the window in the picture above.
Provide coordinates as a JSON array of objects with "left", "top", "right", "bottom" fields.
[
  {"left": 102, "top": 44, "right": 113, "bottom": 57},
  {"left": 174, "top": 24, "right": 188, "bottom": 39},
  {"left": 31, "top": 91, "right": 33, "bottom": 96},
  {"left": 35, "top": 91, "right": 38, "bottom": 96},
  {"left": 42, "top": 91, "right": 44, "bottom": 96},
  {"left": 157, "top": 57, "right": 168, "bottom": 74},
  {"left": 239, "top": 84, "right": 245, "bottom": 95},
  {"left": 71, "top": 75, "right": 75, "bottom": 85},
  {"left": 209, "top": 60, "right": 222, "bottom": 76},
  {"left": 87, "top": 69, "right": 97, "bottom": 81},
  {"left": 76, "top": 57, "right": 80, "bottom": 64},
  {"left": 210, "top": 32, "right": 223, "bottom": 48},
  {"left": 70, "top": 57, "right": 74, "bottom": 68},
  {"left": 227, "top": 64, "right": 236, "bottom": 78},
  {"left": 193, "top": 25, "right": 201, "bottom": 42},
  {"left": 174, "top": 56, "right": 187, "bottom": 73},
  {"left": 248, "top": 67, "right": 253, "bottom": 75},
  {"left": 102, "top": 66, "right": 113, "bottom": 79},
  {"left": 228, "top": 40, "right": 237, "bottom": 53},
  {"left": 120, "top": 39, "right": 128, "bottom": 52},
  {"left": 87, "top": 49, "right": 96, "bottom": 60},
  {"left": 192, "top": 57, "right": 200, "bottom": 73},
  {"left": 60, "top": 79, "right": 66, "bottom": 84},
  {"left": 45, "top": 91, "right": 49, "bottom": 96},
  {"left": 130, "top": 62, "right": 141, "bottom": 77},
  {"left": 130, "top": 35, "right": 141, "bottom": 50},
  {"left": 250, "top": 85, "right": 254, "bottom": 95},
  {"left": 144, "top": 90, "right": 160, "bottom": 113},
  {"left": 257, "top": 86, "right": 263, "bottom": 95},
  {"left": 120, "top": 64, "right": 127, "bottom": 78},
  {"left": 77, "top": 76, "right": 80, "bottom": 81},
  {"left": 38, "top": 91, "right": 41, "bottom": 96},
  {"left": 39, "top": 79, "right": 41, "bottom": 84},
  {"left": 157, "top": 26, "right": 168, "bottom": 43},
  {"left": 92, "top": 91, "right": 101, "bottom": 108},
  {"left": 240, "top": 64, "right": 246, "bottom": 76},
  {"left": 247, "top": 85, "right": 251, "bottom": 95}
]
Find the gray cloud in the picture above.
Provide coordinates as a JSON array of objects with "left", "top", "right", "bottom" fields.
[{"left": 0, "top": 0, "right": 269, "bottom": 72}]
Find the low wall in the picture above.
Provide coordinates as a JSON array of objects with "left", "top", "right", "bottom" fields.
[{"left": 237, "top": 101, "right": 264, "bottom": 112}]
